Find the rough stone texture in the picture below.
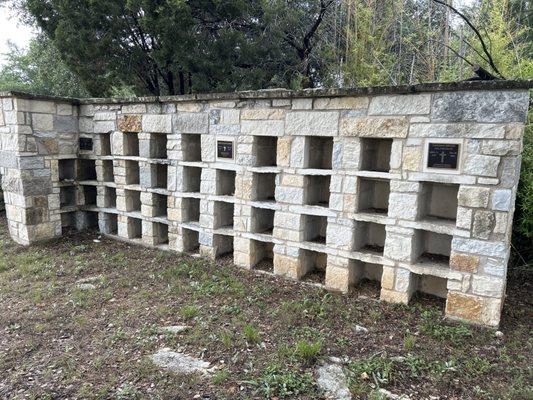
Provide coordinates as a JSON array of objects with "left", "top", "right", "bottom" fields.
[
  {"left": 316, "top": 363, "right": 352, "bottom": 400},
  {"left": 0, "top": 82, "right": 529, "bottom": 328},
  {"left": 150, "top": 348, "right": 212, "bottom": 375}
]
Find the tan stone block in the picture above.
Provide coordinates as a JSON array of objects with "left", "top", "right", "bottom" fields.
[
  {"left": 450, "top": 253, "right": 479, "bottom": 272},
  {"left": 403, "top": 146, "right": 422, "bottom": 171},
  {"left": 277, "top": 137, "right": 292, "bottom": 167},
  {"left": 118, "top": 115, "right": 141, "bottom": 132},
  {"left": 281, "top": 174, "right": 304, "bottom": 187},
  {"left": 343, "top": 194, "right": 356, "bottom": 213},
  {"left": 234, "top": 251, "right": 253, "bottom": 269},
  {"left": 177, "top": 102, "right": 203, "bottom": 112},
  {"left": 241, "top": 109, "right": 285, "bottom": 120},
  {"left": 380, "top": 289, "right": 410, "bottom": 304},
  {"left": 340, "top": 117, "right": 408, "bottom": 138},
  {"left": 445, "top": 292, "right": 484, "bottom": 323},
  {"left": 381, "top": 267, "right": 395, "bottom": 290},
  {"left": 325, "top": 265, "right": 350, "bottom": 293},
  {"left": 314, "top": 97, "right": 369, "bottom": 110},
  {"left": 273, "top": 254, "right": 301, "bottom": 279}
]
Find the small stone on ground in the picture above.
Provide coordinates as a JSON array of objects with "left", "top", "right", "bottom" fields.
[
  {"left": 316, "top": 363, "right": 352, "bottom": 400},
  {"left": 151, "top": 348, "right": 212, "bottom": 375},
  {"left": 159, "top": 325, "right": 189, "bottom": 334},
  {"left": 379, "top": 388, "right": 411, "bottom": 399},
  {"left": 76, "top": 283, "right": 97, "bottom": 290}
]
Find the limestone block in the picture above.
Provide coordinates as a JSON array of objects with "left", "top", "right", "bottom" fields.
[
  {"left": 277, "top": 137, "right": 292, "bottom": 167},
  {"left": 394, "top": 269, "right": 414, "bottom": 292},
  {"left": 388, "top": 192, "right": 418, "bottom": 221},
  {"left": 340, "top": 117, "right": 408, "bottom": 138},
  {"left": 173, "top": 113, "right": 208, "bottom": 134},
  {"left": 241, "top": 120, "right": 284, "bottom": 136},
  {"left": 326, "top": 222, "right": 354, "bottom": 250},
  {"left": 369, "top": 94, "right": 431, "bottom": 115},
  {"left": 493, "top": 212, "right": 508, "bottom": 234},
  {"left": 94, "top": 121, "right": 116, "bottom": 134},
  {"left": 94, "top": 111, "right": 116, "bottom": 121},
  {"left": 492, "top": 189, "right": 512, "bottom": 211},
  {"left": 275, "top": 186, "right": 304, "bottom": 204},
  {"left": 409, "top": 123, "right": 505, "bottom": 139},
  {"left": 32, "top": 114, "right": 54, "bottom": 131},
  {"left": 384, "top": 231, "right": 415, "bottom": 263},
  {"left": 79, "top": 117, "right": 94, "bottom": 133},
  {"left": 219, "top": 109, "right": 240, "bottom": 124},
  {"left": 380, "top": 289, "right": 410, "bottom": 304},
  {"left": 314, "top": 97, "right": 369, "bottom": 110},
  {"left": 402, "top": 146, "right": 422, "bottom": 171},
  {"left": 325, "top": 264, "right": 352, "bottom": 293},
  {"left": 241, "top": 109, "right": 285, "bottom": 120},
  {"left": 463, "top": 154, "right": 500, "bottom": 177},
  {"left": 201, "top": 135, "right": 215, "bottom": 162},
  {"left": 451, "top": 237, "right": 507, "bottom": 258},
  {"left": 122, "top": 104, "right": 147, "bottom": 114},
  {"left": 142, "top": 114, "right": 172, "bottom": 133},
  {"left": 457, "top": 186, "right": 490, "bottom": 208},
  {"left": 210, "top": 124, "right": 240, "bottom": 135},
  {"left": 289, "top": 136, "right": 306, "bottom": 167},
  {"left": 340, "top": 138, "right": 361, "bottom": 169},
  {"left": 292, "top": 98, "right": 313, "bottom": 110},
  {"left": 286, "top": 111, "right": 339, "bottom": 136},
  {"left": 273, "top": 253, "right": 302, "bottom": 279},
  {"left": 118, "top": 115, "right": 142, "bottom": 132},
  {"left": 483, "top": 257, "right": 506, "bottom": 277},
  {"left": 504, "top": 123, "right": 524, "bottom": 139},
  {"left": 432, "top": 90, "right": 529, "bottom": 123},
  {"left": 499, "top": 157, "right": 520, "bottom": 188},
  {"left": 29, "top": 100, "right": 55, "bottom": 114},
  {"left": 472, "top": 275, "right": 504, "bottom": 297},
  {"left": 472, "top": 211, "right": 495, "bottom": 239},
  {"left": 481, "top": 140, "right": 521, "bottom": 156},
  {"left": 381, "top": 267, "right": 395, "bottom": 290},
  {"left": 450, "top": 253, "right": 479, "bottom": 272}
]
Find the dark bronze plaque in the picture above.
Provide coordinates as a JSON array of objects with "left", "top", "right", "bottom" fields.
[
  {"left": 79, "top": 137, "right": 93, "bottom": 151},
  {"left": 427, "top": 143, "right": 459, "bottom": 169},
  {"left": 217, "top": 140, "right": 234, "bottom": 159}
]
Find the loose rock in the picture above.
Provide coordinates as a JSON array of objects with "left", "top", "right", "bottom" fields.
[
  {"left": 316, "top": 364, "right": 352, "bottom": 400},
  {"left": 151, "top": 348, "right": 212, "bottom": 375}
]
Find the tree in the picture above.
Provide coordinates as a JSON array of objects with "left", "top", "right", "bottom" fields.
[{"left": 0, "top": 34, "right": 89, "bottom": 97}]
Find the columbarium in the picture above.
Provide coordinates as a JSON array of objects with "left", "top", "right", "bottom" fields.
[{"left": 0, "top": 80, "right": 530, "bottom": 327}]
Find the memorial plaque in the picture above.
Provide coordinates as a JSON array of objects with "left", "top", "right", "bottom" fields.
[
  {"left": 217, "top": 140, "right": 234, "bottom": 159},
  {"left": 79, "top": 137, "right": 93, "bottom": 151},
  {"left": 427, "top": 143, "right": 460, "bottom": 169}
]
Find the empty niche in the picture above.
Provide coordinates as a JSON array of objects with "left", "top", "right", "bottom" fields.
[
  {"left": 104, "top": 187, "right": 116, "bottom": 208},
  {"left": 419, "top": 182, "right": 459, "bottom": 222},
  {"left": 353, "top": 221, "right": 386, "bottom": 255},
  {"left": 254, "top": 136, "right": 277, "bottom": 167},
  {"left": 360, "top": 138, "right": 392, "bottom": 172},
  {"left": 124, "top": 132, "right": 140, "bottom": 156},
  {"left": 152, "top": 164, "right": 168, "bottom": 189},
  {"left": 183, "top": 198, "right": 200, "bottom": 222},
  {"left": 102, "top": 160, "right": 114, "bottom": 182},
  {"left": 58, "top": 159, "right": 76, "bottom": 181},
  {"left": 216, "top": 169, "right": 236, "bottom": 196},
  {"left": 183, "top": 167, "right": 201, "bottom": 192},
  {"left": 349, "top": 260, "right": 383, "bottom": 297},
  {"left": 302, "top": 214, "right": 327, "bottom": 244},
  {"left": 153, "top": 193, "right": 168, "bottom": 218},
  {"left": 83, "top": 186, "right": 98, "bottom": 208},
  {"left": 78, "top": 211, "right": 99, "bottom": 231},
  {"left": 414, "top": 230, "right": 452, "bottom": 266},
  {"left": 154, "top": 222, "right": 169, "bottom": 245},
  {"left": 251, "top": 207, "right": 275, "bottom": 235},
  {"left": 214, "top": 201, "right": 234, "bottom": 229},
  {"left": 182, "top": 228, "right": 200, "bottom": 252},
  {"left": 60, "top": 186, "right": 77, "bottom": 208},
  {"left": 412, "top": 273, "right": 448, "bottom": 300},
  {"left": 357, "top": 178, "right": 390, "bottom": 214},
  {"left": 100, "top": 133, "right": 111, "bottom": 156},
  {"left": 125, "top": 189, "right": 141, "bottom": 212},
  {"left": 101, "top": 213, "right": 118, "bottom": 234},
  {"left": 301, "top": 249, "right": 327, "bottom": 284},
  {"left": 61, "top": 212, "right": 76, "bottom": 234},
  {"left": 127, "top": 217, "right": 142, "bottom": 239},
  {"left": 214, "top": 234, "right": 234, "bottom": 258},
  {"left": 125, "top": 161, "right": 140, "bottom": 185},
  {"left": 304, "top": 175, "right": 331, "bottom": 207},
  {"left": 252, "top": 173, "right": 276, "bottom": 201},
  {"left": 78, "top": 159, "right": 97, "bottom": 181},
  {"left": 305, "top": 137, "right": 333, "bottom": 169},
  {"left": 182, "top": 134, "right": 202, "bottom": 162},
  {"left": 151, "top": 133, "right": 167, "bottom": 159},
  {"left": 251, "top": 240, "right": 274, "bottom": 271}
]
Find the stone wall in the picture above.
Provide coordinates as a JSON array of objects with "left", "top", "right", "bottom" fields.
[{"left": 0, "top": 81, "right": 530, "bottom": 327}]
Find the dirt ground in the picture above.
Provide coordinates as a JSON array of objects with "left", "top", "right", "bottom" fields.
[{"left": 0, "top": 212, "right": 531, "bottom": 399}]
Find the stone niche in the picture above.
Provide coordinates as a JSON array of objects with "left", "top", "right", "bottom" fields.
[{"left": 1, "top": 81, "right": 530, "bottom": 328}]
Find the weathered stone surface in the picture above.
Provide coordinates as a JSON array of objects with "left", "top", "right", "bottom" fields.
[
  {"left": 241, "top": 120, "right": 284, "bottom": 136},
  {"left": 452, "top": 238, "right": 507, "bottom": 258},
  {"left": 409, "top": 123, "right": 505, "bottom": 139},
  {"left": 32, "top": 114, "right": 54, "bottom": 131},
  {"left": 142, "top": 114, "right": 172, "bottom": 133},
  {"left": 457, "top": 186, "right": 490, "bottom": 208},
  {"left": 492, "top": 189, "right": 512, "bottom": 211},
  {"left": 432, "top": 91, "right": 529, "bottom": 123},
  {"left": 369, "top": 94, "right": 431, "bottom": 115},
  {"left": 463, "top": 155, "right": 500, "bottom": 177},
  {"left": 241, "top": 109, "right": 285, "bottom": 120},
  {"left": 286, "top": 111, "right": 339, "bottom": 137},
  {"left": 472, "top": 211, "right": 495, "bottom": 239},
  {"left": 450, "top": 253, "right": 479, "bottom": 272},
  {"left": 388, "top": 193, "right": 418, "bottom": 220},
  {"left": 118, "top": 115, "right": 142, "bottom": 132},
  {"left": 173, "top": 113, "right": 208, "bottom": 133},
  {"left": 472, "top": 275, "right": 504, "bottom": 297},
  {"left": 446, "top": 292, "right": 483, "bottom": 322},
  {"left": 314, "top": 96, "right": 369, "bottom": 110},
  {"left": 481, "top": 140, "right": 521, "bottom": 156},
  {"left": 316, "top": 364, "right": 352, "bottom": 400},
  {"left": 150, "top": 348, "right": 212, "bottom": 375},
  {"left": 340, "top": 117, "right": 408, "bottom": 138}
]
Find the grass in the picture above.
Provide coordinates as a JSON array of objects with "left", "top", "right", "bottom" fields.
[{"left": 0, "top": 216, "right": 531, "bottom": 399}]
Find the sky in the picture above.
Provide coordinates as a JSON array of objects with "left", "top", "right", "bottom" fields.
[{"left": 0, "top": 0, "right": 476, "bottom": 67}]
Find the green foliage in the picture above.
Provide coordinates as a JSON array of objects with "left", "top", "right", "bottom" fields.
[
  {"left": 242, "top": 324, "right": 260, "bottom": 344},
  {"left": 180, "top": 304, "right": 199, "bottom": 320},
  {"left": 0, "top": 35, "right": 89, "bottom": 97},
  {"left": 420, "top": 309, "right": 472, "bottom": 341},
  {"left": 246, "top": 364, "right": 315, "bottom": 398},
  {"left": 294, "top": 340, "right": 322, "bottom": 363}
]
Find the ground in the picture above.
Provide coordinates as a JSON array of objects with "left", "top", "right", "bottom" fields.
[{"left": 0, "top": 213, "right": 531, "bottom": 400}]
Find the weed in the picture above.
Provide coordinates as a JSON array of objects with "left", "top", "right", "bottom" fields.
[
  {"left": 218, "top": 330, "right": 235, "bottom": 348},
  {"left": 243, "top": 324, "right": 260, "bottom": 343},
  {"left": 403, "top": 334, "right": 417, "bottom": 350},
  {"left": 246, "top": 364, "right": 314, "bottom": 398},
  {"left": 294, "top": 340, "right": 322, "bottom": 363},
  {"left": 212, "top": 368, "right": 230, "bottom": 384},
  {"left": 180, "top": 304, "right": 199, "bottom": 319},
  {"left": 347, "top": 355, "right": 395, "bottom": 390},
  {"left": 420, "top": 309, "right": 472, "bottom": 341}
]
